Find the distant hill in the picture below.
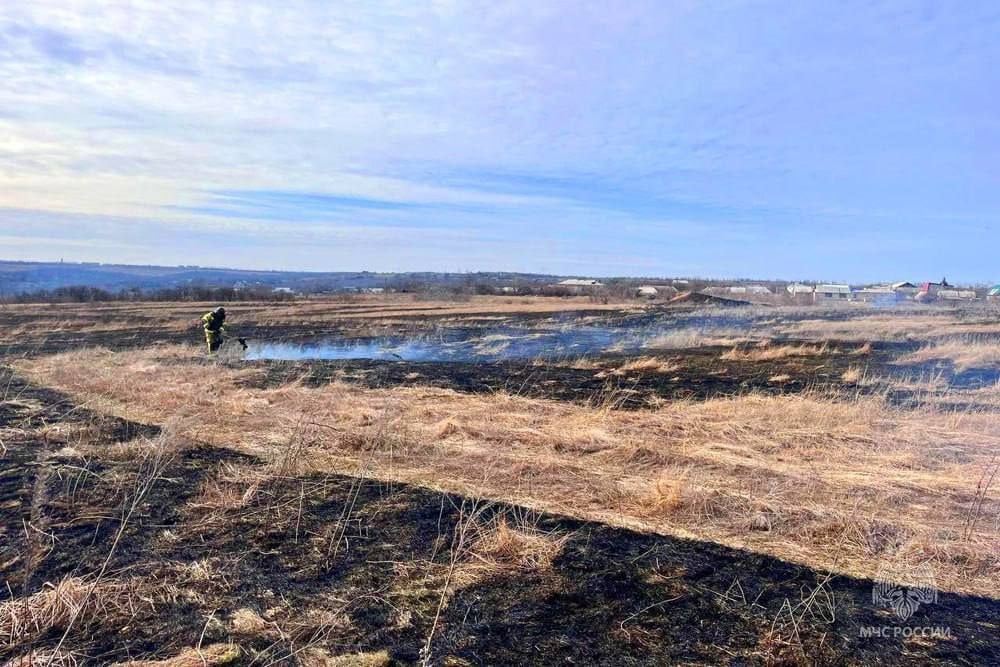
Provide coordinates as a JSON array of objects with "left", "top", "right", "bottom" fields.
[{"left": 0, "top": 260, "right": 561, "bottom": 295}]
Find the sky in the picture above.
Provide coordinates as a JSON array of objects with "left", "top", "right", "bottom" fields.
[{"left": 0, "top": 1, "right": 997, "bottom": 282}]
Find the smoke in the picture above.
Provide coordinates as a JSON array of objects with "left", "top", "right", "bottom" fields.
[{"left": 245, "top": 307, "right": 768, "bottom": 363}]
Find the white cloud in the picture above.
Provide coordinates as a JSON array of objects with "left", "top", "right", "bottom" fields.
[{"left": 0, "top": 1, "right": 997, "bottom": 280}]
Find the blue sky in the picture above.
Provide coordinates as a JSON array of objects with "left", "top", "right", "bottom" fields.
[{"left": 0, "top": 1, "right": 997, "bottom": 282}]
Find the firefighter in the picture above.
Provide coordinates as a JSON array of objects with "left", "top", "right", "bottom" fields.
[{"left": 202, "top": 306, "right": 227, "bottom": 353}]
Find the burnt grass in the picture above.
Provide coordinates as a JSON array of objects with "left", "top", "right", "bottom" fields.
[
  {"left": 2, "top": 368, "right": 999, "bottom": 665},
  {"left": 234, "top": 341, "right": 905, "bottom": 408},
  {"left": 4, "top": 304, "right": 992, "bottom": 407},
  {"left": 0, "top": 306, "right": 622, "bottom": 358}
]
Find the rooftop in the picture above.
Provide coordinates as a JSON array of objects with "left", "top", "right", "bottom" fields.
[{"left": 557, "top": 279, "right": 604, "bottom": 287}]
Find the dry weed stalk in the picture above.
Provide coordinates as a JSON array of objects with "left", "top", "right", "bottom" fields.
[
  {"left": 419, "top": 500, "right": 569, "bottom": 665},
  {"left": 3, "top": 649, "right": 80, "bottom": 667},
  {"left": 42, "top": 428, "right": 180, "bottom": 663},
  {"left": 419, "top": 497, "right": 487, "bottom": 667},
  {"left": 762, "top": 572, "right": 839, "bottom": 663},
  {"left": 962, "top": 454, "right": 999, "bottom": 541}
]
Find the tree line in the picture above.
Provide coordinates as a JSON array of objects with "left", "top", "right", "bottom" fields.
[{"left": 1, "top": 285, "right": 298, "bottom": 304}]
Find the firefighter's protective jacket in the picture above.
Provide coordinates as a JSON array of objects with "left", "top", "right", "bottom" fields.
[{"left": 202, "top": 310, "right": 226, "bottom": 345}]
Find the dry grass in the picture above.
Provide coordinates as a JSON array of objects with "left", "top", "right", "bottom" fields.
[
  {"left": 0, "top": 577, "right": 154, "bottom": 645},
  {"left": 897, "top": 338, "right": 1000, "bottom": 371},
  {"left": 562, "top": 357, "right": 605, "bottom": 370},
  {"left": 840, "top": 366, "right": 865, "bottom": 384},
  {"left": 17, "top": 346, "right": 1000, "bottom": 597},
  {"left": 775, "top": 310, "right": 1000, "bottom": 342},
  {"left": 721, "top": 343, "right": 828, "bottom": 362},
  {"left": 852, "top": 342, "right": 873, "bottom": 355},
  {"left": 642, "top": 329, "right": 749, "bottom": 350},
  {"left": 610, "top": 357, "right": 680, "bottom": 375},
  {"left": 641, "top": 470, "right": 688, "bottom": 515},
  {"left": 540, "top": 355, "right": 684, "bottom": 376},
  {"left": 110, "top": 644, "right": 241, "bottom": 666},
  {"left": 229, "top": 608, "right": 269, "bottom": 636},
  {"left": 464, "top": 514, "right": 569, "bottom": 575},
  {"left": 3, "top": 650, "right": 80, "bottom": 667},
  {"left": 297, "top": 650, "right": 390, "bottom": 667}
]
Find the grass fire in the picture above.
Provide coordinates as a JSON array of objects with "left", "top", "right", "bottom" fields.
[{"left": 1, "top": 294, "right": 998, "bottom": 665}]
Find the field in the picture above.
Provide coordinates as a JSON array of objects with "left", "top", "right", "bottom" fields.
[{"left": 1, "top": 296, "right": 998, "bottom": 665}]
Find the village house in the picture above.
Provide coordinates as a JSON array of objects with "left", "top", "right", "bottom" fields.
[
  {"left": 705, "top": 285, "right": 772, "bottom": 296},
  {"left": 813, "top": 284, "right": 852, "bottom": 303},
  {"left": 853, "top": 285, "right": 897, "bottom": 303},
  {"left": 938, "top": 289, "right": 977, "bottom": 301},
  {"left": 553, "top": 278, "right": 604, "bottom": 294},
  {"left": 635, "top": 285, "right": 678, "bottom": 300},
  {"left": 785, "top": 283, "right": 813, "bottom": 304},
  {"left": 915, "top": 279, "right": 950, "bottom": 302}
]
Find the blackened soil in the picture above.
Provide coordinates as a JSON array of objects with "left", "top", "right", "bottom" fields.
[
  {"left": 235, "top": 341, "right": 904, "bottom": 408},
  {"left": 0, "top": 367, "right": 162, "bottom": 596},
  {"left": 2, "top": 371, "right": 998, "bottom": 665}
]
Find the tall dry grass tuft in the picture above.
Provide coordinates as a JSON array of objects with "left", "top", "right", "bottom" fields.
[
  {"left": 640, "top": 469, "right": 689, "bottom": 515},
  {"left": 609, "top": 357, "right": 680, "bottom": 375},
  {"left": 0, "top": 577, "right": 152, "bottom": 645},
  {"left": 418, "top": 501, "right": 567, "bottom": 665},
  {"left": 642, "top": 329, "right": 748, "bottom": 350},
  {"left": 852, "top": 342, "right": 873, "bottom": 355},
  {"left": 721, "top": 343, "right": 828, "bottom": 362},
  {"left": 108, "top": 643, "right": 241, "bottom": 666},
  {"left": 840, "top": 366, "right": 865, "bottom": 384},
  {"left": 464, "top": 513, "right": 569, "bottom": 574}
]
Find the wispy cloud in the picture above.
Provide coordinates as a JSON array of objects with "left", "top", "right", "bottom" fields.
[{"left": 0, "top": 1, "right": 997, "bottom": 280}]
